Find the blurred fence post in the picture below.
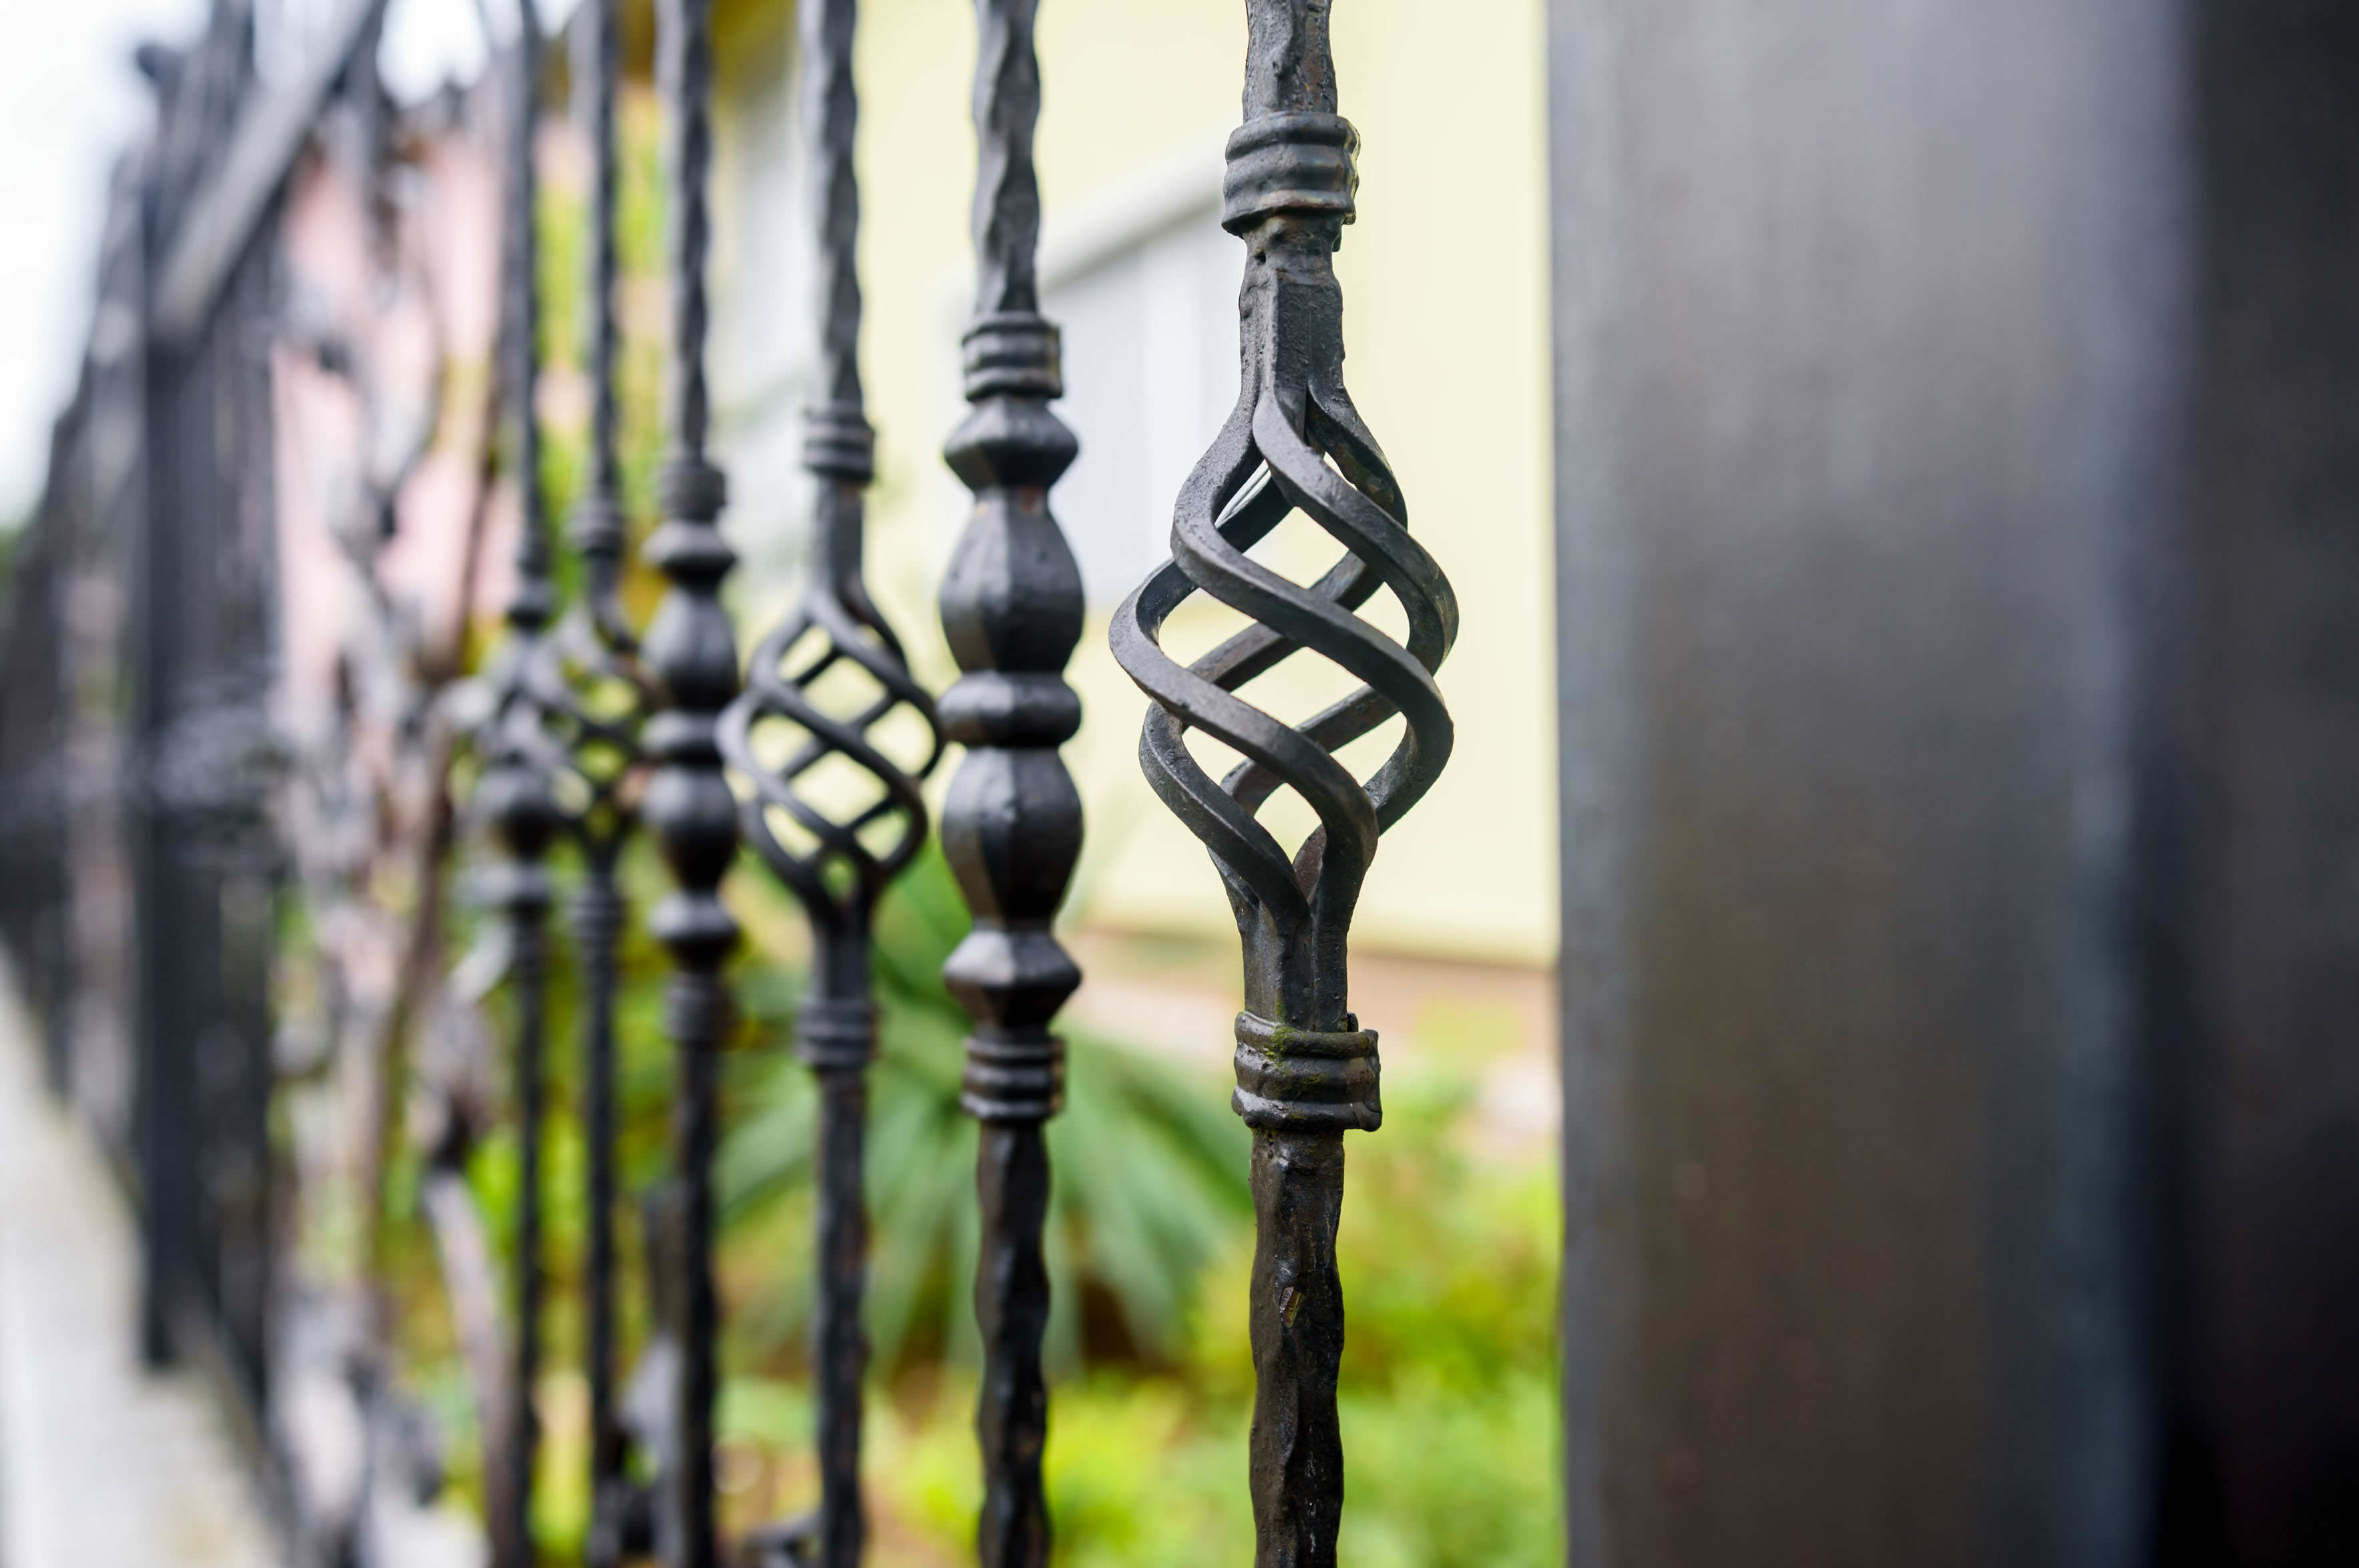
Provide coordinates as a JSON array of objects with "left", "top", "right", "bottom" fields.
[
  {"left": 1549, "top": 1, "right": 2359, "bottom": 1563},
  {"left": 2155, "top": 7, "right": 2359, "bottom": 1561},
  {"left": 132, "top": 0, "right": 300, "bottom": 1410}
]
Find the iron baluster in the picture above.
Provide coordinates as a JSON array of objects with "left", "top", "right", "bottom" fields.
[
  {"left": 716, "top": 1, "right": 945, "bottom": 1562},
  {"left": 643, "top": 0, "right": 738, "bottom": 1560},
  {"left": 474, "top": 13, "right": 562, "bottom": 1568},
  {"left": 1107, "top": 3, "right": 1458, "bottom": 1562},
  {"left": 538, "top": 2, "right": 658, "bottom": 1560},
  {"left": 395, "top": 109, "right": 524, "bottom": 1559},
  {"left": 939, "top": 3, "right": 1082, "bottom": 1565}
]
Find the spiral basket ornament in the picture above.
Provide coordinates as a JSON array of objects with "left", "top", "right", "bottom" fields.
[
  {"left": 519, "top": 551, "right": 656, "bottom": 867},
  {"left": 715, "top": 525, "right": 943, "bottom": 1568},
  {"left": 714, "top": 1, "right": 943, "bottom": 1563},
  {"left": 1107, "top": 2, "right": 1457, "bottom": 1560},
  {"left": 519, "top": 536, "right": 662, "bottom": 1568},
  {"left": 532, "top": 3, "right": 659, "bottom": 1557},
  {"left": 527, "top": 0, "right": 656, "bottom": 883},
  {"left": 716, "top": 0, "right": 943, "bottom": 1025},
  {"left": 720, "top": 511, "right": 943, "bottom": 986}
]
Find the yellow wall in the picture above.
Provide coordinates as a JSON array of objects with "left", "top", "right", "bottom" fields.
[{"left": 732, "top": 0, "right": 1556, "bottom": 968}]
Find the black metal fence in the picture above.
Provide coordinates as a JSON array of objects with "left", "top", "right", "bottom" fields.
[{"left": 0, "top": 2, "right": 1441, "bottom": 1565}]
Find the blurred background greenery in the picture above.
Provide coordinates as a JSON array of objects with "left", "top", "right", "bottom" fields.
[
  {"left": 335, "top": 834, "right": 1559, "bottom": 1567},
  {"left": 280, "top": 63, "right": 1561, "bottom": 1567}
]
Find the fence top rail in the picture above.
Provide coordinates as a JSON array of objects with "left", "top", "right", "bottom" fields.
[{"left": 150, "top": 0, "right": 385, "bottom": 350}]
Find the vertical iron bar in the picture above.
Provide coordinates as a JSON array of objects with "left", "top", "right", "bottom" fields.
[
  {"left": 502, "top": 872, "right": 552, "bottom": 1568},
  {"left": 716, "top": 2, "right": 945, "bottom": 1562},
  {"left": 644, "top": 0, "right": 738, "bottom": 1561},
  {"left": 582, "top": 0, "right": 622, "bottom": 541},
  {"left": 559, "top": 3, "right": 648, "bottom": 1561},
  {"left": 940, "top": 3, "right": 1082, "bottom": 1565},
  {"left": 479, "top": 11, "right": 561, "bottom": 1567},
  {"left": 811, "top": 1021, "right": 869, "bottom": 1568},
  {"left": 804, "top": 14, "right": 875, "bottom": 1563},
  {"left": 1107, "top": 3, "right": 1460, "bottom": 1563},
  {"left": 574, "top": 868, "right": 625, "bottom": 1567}
]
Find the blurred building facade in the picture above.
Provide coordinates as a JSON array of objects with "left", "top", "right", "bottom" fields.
[{"left": 692, "top": 0, "right": 1556, "bottom": 972}]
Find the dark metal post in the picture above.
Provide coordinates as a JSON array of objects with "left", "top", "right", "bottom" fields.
[
  {"left": 643, "top": 0, "right": 738, "bottom": 1560},
  {"left": 1543, "top": 0, "right": 2359, "bottom": 1559},
  {"left": 1108, "top": 3, "right": 1457, "bottom": 1562},
  {"left": 939, "top": 3, "right": 1082, "bottom": 1564},
  {"left": 716, "top": 2, "right": 944, "bottom": 1563},
  {"left": 546, "top": 1, "right": 657, "bottom": 1559},
  {"left": 476, "top": 15, "right": 560, "bottom": 1567}
]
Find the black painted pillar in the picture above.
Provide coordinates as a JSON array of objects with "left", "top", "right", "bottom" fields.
[
  {"left": 1550, "top": 1, "right": 2359, "bottom": 1563},
  {"left": 2159, "top": 7, "right": 2359, "bottom": 1563}
]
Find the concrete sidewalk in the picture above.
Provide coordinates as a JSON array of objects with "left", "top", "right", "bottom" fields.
[{"left": 0, "top": 997, "right": 279, "bottom": 1568}]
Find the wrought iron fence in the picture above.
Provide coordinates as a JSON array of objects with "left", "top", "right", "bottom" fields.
[{"left": 0, "top": 1, "right": 1450, "bottom": 1565}]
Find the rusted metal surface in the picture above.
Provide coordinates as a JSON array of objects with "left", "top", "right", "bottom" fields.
[
  {"left": 939, "top": 2, "right": 1084, "bottom": 1563},
  {"left": 1109, "top": 3, "right": 1458, "bottom": 1561}
]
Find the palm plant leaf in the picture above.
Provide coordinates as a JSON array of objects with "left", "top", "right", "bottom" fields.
[{"left": 717, "top": 842, "right": 1249, "bottom": 1374}]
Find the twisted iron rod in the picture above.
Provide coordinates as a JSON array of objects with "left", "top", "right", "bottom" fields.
[
  {"left": 939, "top": 3, "right": 1082, "bottom": 1563},
  {"left": 475, "top": 10, "right": 561, "bottom": 1565},
  {"left": 716, "top": 1, "right": 944, "bottom": 1561},
  {"left": 643, "top": 0, "right": 738, "bottom": 1561},
  {"left": 542, "top": 3, "right": 657, "bottom": 1559},
  {"left": 1108, "top": 3, "right": 1458, "bottom": 1561}
]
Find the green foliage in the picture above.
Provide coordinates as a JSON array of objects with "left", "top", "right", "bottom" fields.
[
  {"left": 345, "top": 90, "right": 1560, "bottom": 1554},
  {"left": 839, "top": 1054, "right": 1564, "bottom": 1567},
  {"left": 536, "top": 164, "right": 588, "bottom": 539},
  {"left": 718, "top": 843, "right": 1251, "bottom": 1376},
  {"left": 1051, "top": 1059, "right": 1561, "bottom": 1568},
  {"left": 613, "top": 90, "right": 670, "bottom": 539},
  {"left": 379, "top": 827, "right": 1559, "bottom": 1565}
]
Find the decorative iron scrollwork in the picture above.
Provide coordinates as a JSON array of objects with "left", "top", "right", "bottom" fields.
[
  {"left": 939, "top": 2, "right": 1084, "bottom": 1563},
  {"left": 714, "top": 1, "right": 944, "bottom": 1562},
  {"left": 1108, "top": 2, "right": 1458, "bottom": 1560}
]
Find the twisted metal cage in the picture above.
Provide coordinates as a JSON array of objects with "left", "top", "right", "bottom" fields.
[
  {"left": 721, "top": 508, "right": 943, "bottom": 989},
  {"left": 525, "top": 2, "right": 663, "bottom": 1558},
  {"left": 0, "top": 5, "right": 1476, "bottom": 1565},
  {"left": 713, "top": 5, "right": 944, "bottom": 1564},
  {"left": 1108, "top": 2, "right": 1458, "bottom": 1559}
]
